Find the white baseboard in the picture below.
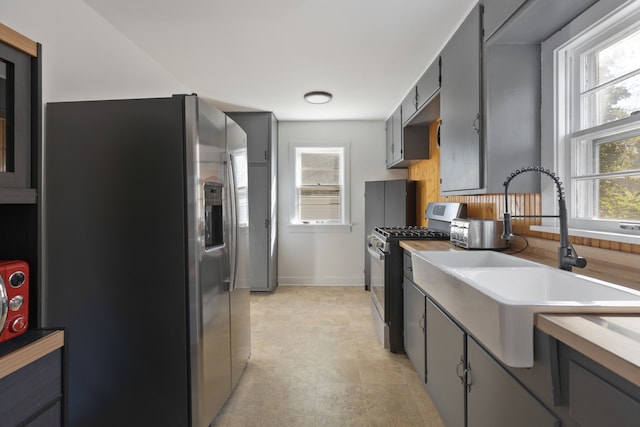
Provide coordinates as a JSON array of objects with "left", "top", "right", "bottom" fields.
[{"left": 277, "top": 276, "right": 362, "bottom": 286}]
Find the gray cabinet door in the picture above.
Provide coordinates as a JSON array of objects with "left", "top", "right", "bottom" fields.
[
  {"left": 385, "top": 117, "right": 394, "bottom": 168},
  {"left": 426, "top": 298, "right": 465, "bottom": 427},
  {"left": 228, "top": 112, "right": 271, "bottom": 164},
  {"left": 440, "top": 4, "right": 482, "bottom": 193},
  {"left": 227, "top": 112, "right": 278, "bottom": 292},
  {"left": 416, "top": 58, "right": 440, "bottom": 110},
  {"left": 404, "top": 277, "right": 426, "bottom": 383},
  {"left": 568, "top": 360, "right": 640, "bottom": 427},
  {"left": 384, "top": 180, "right": 415, "bottom": 226},
  {"left": 483, "top": 0, "right": 526, "bottom": 41},
  {"left": 364, "top": 180, "right": 385, "bottom": 290},
  {"left": 248, "top": 164, "right": 270, "bottom": 291},
  {"left": 391, "top": 106, "right": 402, "bottom": 166},
  {"left": 401, "top": 87, "right": 417, "bottom": 125},
  {"left": 466, "top": 337, "right": 559, "bottom": 427}
]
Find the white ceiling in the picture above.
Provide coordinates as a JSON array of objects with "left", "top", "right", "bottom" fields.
[{"left": 83, "top": 0, "right": 477, "bottom": 121}]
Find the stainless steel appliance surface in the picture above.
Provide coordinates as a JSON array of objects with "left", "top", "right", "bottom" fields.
[
  {"left": 42, "top": 95, "right": 250, "bottom": 427},
  {"left": 368, "top": 201, "right": 466, "bottom": 353},
  {"left": 450, "top": 218, "right": 508, "bottom": 249}
]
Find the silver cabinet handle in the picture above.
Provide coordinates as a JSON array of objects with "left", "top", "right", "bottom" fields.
[
  {"left": 418, "top": 313, "right": 425, "bottom": 333},
  {"left": 473, "top": 114, "right": 480, "bottom": 134},
  {"left": 455, "top": 357, "right": 465, "bottom": 384}
]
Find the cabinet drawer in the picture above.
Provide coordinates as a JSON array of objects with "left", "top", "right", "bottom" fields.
[
  {"left": 569, "top": 360, "right": 640, "bottom": 427},
  {"left": 25, "top": 400, "right": 61, "bottom": 427},
  {"left": 403, "top": 250, "right": 413, "bottom": 281},
  {"left": 0, "top": 350, "right": 62, "bottom": 426}
]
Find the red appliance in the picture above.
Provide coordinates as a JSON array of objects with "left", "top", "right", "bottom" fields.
[{"left": 0, "top": 260, "right": 29, "bottom": 343}]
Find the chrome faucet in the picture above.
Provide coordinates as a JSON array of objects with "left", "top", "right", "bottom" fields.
[{"left": 501, "top": 166, "right": 587, "bottom": 272}]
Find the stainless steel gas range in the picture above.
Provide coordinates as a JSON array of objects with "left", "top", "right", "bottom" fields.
[{"left": 367, "top": 202, "right": 467, "bottom": 353}]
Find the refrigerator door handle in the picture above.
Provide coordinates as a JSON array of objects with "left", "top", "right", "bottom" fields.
[{"left": 227, "top": 153, "right": 239, "bottom": 291}]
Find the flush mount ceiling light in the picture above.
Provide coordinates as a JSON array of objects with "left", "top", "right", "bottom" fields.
[{"left": 304, "top": 91, "right": 333, "bottom": 104}]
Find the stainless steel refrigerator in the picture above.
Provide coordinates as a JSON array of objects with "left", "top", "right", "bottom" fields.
[{"left": 42, "top": 95, "right": 250, "bottom": 427}]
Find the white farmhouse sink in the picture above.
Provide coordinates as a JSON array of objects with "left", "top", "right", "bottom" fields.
[
  {"left": 416, "top": 250, "right": 538, "bottom": 268},
  {"left": 411, "top": 250, "right": 640, "bottom": 367}
]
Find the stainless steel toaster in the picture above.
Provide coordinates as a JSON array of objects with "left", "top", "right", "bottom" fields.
[{"left": 450, "top": 218, "right": 508, "bottom": 249}]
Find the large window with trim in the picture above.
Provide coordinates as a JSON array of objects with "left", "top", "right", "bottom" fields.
[
  {"left": 289, "top": 142, "right": 350, "bottom": 228},
  {"left": 556, "top": 1, "right": 640, "bottom": 235}
]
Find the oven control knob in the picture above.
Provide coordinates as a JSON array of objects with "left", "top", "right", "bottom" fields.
[
  {"left": 9, "top": 295, "right": 24, "bottom": 311},
  {"left": 9, "top": 271, "right": 26, "bottom": 288},
  {"left": 10, "top": 316, "right": 27, "bottom": 333}
]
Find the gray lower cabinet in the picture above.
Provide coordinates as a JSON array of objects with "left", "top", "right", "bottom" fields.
[
  {"left": 403, "top": 252, "right": 426, "bottom": 383},
  {"left": 466, "top": 337, "right": 559, "bottom": 427},
  {"left": 227, "top": 112, "right": 278, "bottom": 292},
  {"left": 567, "top": 361, "right": 640, "bottom": 426},
  {"left": 424, "top": 297, "right": 558, "bottom": 427},
  {"left": 426, "top": 298, "right": 465, "bottom": 427},
  {"left": 0, "top": 349, "right": 62, "bottom": 426},
  {"left": 559, "top": 343, "right": 640, "bottom": 427}
]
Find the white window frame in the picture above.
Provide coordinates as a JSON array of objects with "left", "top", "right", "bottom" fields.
[
  {"left": 287, "top": 141, "right": 351, "bottom": 232},
  {"left": 537, "top": 0, "right": 640, "bottom": 244}
]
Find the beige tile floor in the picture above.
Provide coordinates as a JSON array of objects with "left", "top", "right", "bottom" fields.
[{"left": 212, "top": 286, "right": 445, "bottom": 427}]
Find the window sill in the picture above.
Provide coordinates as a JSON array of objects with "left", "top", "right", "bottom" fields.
[
  {"left": 530, "top": 225, "right": 640, "bottom": 245},
  {"left": 288, "top": 223, "right": 352, "bottom": 233}
]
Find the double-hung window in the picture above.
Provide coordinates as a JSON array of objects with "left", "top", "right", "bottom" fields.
[
  {"left": 554, "top": 1, "right": 640, "bottom": 236},
  {"left": 289, "top": 142, "right": 350, "bottom": 230}
]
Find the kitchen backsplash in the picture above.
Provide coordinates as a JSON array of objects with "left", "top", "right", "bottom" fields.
[{"left": 408, "top": 119, "right": 640, "bottom": 256}]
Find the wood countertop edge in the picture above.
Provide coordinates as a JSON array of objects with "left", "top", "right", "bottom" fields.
[
  {"left": 0, "top": 330, "right": 64, "bottom": 380},
  {"left": 536, "top": 314, "right": 640, "bottom": 388},
  {"left": 0, "top": 22, "right": 38, "bottom": 57}
]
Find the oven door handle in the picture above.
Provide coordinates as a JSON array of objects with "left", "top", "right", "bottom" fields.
[{"left": 367, "top": 245, "right": 385, "bottom": 261}]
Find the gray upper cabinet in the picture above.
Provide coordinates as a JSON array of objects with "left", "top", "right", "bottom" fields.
[
  {"left": 0, "top": 36, "right": 40, "bottom": 204},
  {"left": 401, "top": 88, "right": 417, "bottom": 125},
  {"left": 486, "top": 0, "right": 598, "bottom": 44},
  {"left": 235, "top": 112, "right": 272, "bottom": 164},
  {"left": 385, "top": 116, "right": 394, "bottom": 168},
  {"left": 386, "top": 105, "right": 403, "bottom": 167},
  {"left": 483, "top": 0, "right": 526, "bottom": 41},
  {"left": 440, "top": 4, "right": 482, "bottom": 193},
  {"left": 416, "top": 58, "right": 440, "bottom": 111},
  {"left": 387, "top": 54, "right": 440, "bottom": 169},
  {"left": 226, "top": 112, "right": 278, "bottom": 292}
]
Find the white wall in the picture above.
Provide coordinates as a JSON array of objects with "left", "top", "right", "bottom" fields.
[
  {"left": 0, "top": 0, "right": 189, "bottom": 104},
  {"left": 278, "top": 121, "right": 407, "bottom": 286}
]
